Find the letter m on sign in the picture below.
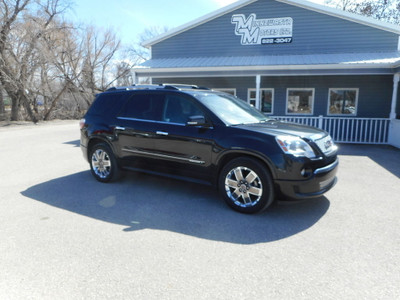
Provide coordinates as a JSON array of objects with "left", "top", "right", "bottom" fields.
[{"left": 231, "top": 14, "right": 259, "bottom": 45}]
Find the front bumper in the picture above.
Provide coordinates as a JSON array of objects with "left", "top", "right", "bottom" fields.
[{"left": 275, "top": 158, "right": 339, "bottom": 201}]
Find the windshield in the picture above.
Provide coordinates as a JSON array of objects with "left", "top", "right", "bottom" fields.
[{"left": 194, "top": 92, "right": 270, "bottom": 125}]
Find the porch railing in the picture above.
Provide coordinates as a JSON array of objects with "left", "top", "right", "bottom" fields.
[{"left": 273, "top": 115, "right": 390, "bottom": 144}]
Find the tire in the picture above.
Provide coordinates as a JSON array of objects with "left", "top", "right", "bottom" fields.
[
  {"left": 219, "top": 157, "right": 274, "bottom": 214},
  {"left": 89, "top": 143, "right": 120, "bottom": 183}
]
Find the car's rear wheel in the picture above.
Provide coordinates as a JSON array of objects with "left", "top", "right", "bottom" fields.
[
  {"left": 89, "top": 143, "right": 119, "bottom": 183},
  {"left": 219, "top": 157, "right": 274, "bottom": 214}
]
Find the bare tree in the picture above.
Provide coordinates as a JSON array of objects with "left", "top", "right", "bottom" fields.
[
  {"left": 128, "top": 26, "right": 169, "bottom": 62},
  {"left": 0, "top": 84, "right": 4, "bottom": 116},
  {"left": 116, "top": 61, "right": 134, "bottom": 86},
  {"left": 38, "top": 19, "right": 83, "bottom": 120},
  {"left": 326, "top": 0, "right": 357, "bottom": 11},
  {"left": 0, "top": 0, "right": 122, "bottom": 122},
  {"left": 0, "top": 0, "right": 73, "bottom": 122},
  {"left": 0, "top": 0, "right": 33, "bottom": 121},
  {"left": 325, "top": 0, "right": 400, "bottom": 24},
  {"left": 80, "top": 26, "right": 121, "bottom": 93},
  {"left": 123, "top": 26, "right": 169, "bottom": 85},
  {"left": 38, "top": 23, "right": 122, "bottom": 120}
]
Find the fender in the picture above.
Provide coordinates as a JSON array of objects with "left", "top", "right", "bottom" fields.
[
  {"left": 87, "top": 133, "right": 118, "bottom": 161},
  {"left": 214, "top": 148, "right": 277, "bottom": 180}
]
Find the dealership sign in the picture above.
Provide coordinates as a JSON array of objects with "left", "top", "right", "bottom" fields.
[{"left": 231, "top": 14, "right": 293, "bottom": 45}]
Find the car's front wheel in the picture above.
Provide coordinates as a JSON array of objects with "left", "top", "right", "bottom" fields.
[
  {"left": 219, "top": 157, "right": 274, "bottom": 214},
  {"left": 89, "top": 143, "right": 120, "bottom": 183}
]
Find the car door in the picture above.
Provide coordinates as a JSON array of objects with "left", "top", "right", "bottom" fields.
[
  {"left": 151, "top": 92, "right": 215, "bottom": 180},
  {"left": 113, "top": 92, "right": 165, "bottom": 166}
]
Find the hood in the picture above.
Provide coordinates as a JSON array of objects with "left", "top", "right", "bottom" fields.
[{"left": 234, "top": 120, "right": 327, "bottom": 141}]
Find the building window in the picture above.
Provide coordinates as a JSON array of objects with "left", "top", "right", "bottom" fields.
[
  {"left": 213, "top": 88, "right": 236, "bottom": 96},
  {"left": 287, "top": 88, "right": 314, "bottom": 115},
  {"left": 328, "top": 88, "right": 358, "bottom": 116},
  {"left": 248, "top": 89, "right": 274, "bottom": 114}
]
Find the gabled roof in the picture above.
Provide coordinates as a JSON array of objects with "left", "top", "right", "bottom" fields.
[{"left": 142, "top": 0, "right": 400, "bottom": 48}]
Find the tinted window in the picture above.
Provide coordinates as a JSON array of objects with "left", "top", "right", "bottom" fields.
[
  {"left": 119, "top": 93, "right": 165, "bottom": 121},
  {"left": 162, "top": 95, "right": 203, "bottom": 124},
  {"left": 88, "top": 92, "right": 129, "bottom": 117}
]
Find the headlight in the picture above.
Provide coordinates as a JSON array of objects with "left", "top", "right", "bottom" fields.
[{"left": 275, "top": 136, "right": 316, "bottom": 158}]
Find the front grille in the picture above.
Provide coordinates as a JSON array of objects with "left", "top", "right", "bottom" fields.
[{"left": 315, "top": 135, "right": 336, "bottom": 156}]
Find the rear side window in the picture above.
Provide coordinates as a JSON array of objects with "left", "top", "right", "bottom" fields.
[
  {"left": 119, "top": 93, "right": 165, "bottom": 121},
  {"left": 87, "top": 92, "right": 129, "bottom": 117}
]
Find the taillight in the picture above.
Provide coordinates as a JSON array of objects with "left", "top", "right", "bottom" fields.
[{"left": 79, "top": 118, "right": 86, "bottom": 129}]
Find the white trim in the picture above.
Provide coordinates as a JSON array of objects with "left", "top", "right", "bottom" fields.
[
  {"left": 142, "top": 0, "right": 400, "bottom": 47},
  {"left": 255, "top": 75, "right": 261, "bottom": 110},
  {"left": 132, "top": 72, "right": 137, "bottom": 85},
  {"left": 248, "top": 88, "right": 275, "bottom": 114},
  {"left": 286, "top": 88, "right": 315, "bottom": 115},
  {"left": 247, "top": 89, "right": 255, "bottom": 106},
  {"left": 327, "top": 88, "right": 359, "bottom": 116},
  {"left": 213, "top": 88, "right": 236, "bottom": 96},
  {"left": 142, "top": 70, "right": 394, "bottom": 80},
  {"left": 134, "top": 62, "right": 398, "bottom": 75},
  {"left": 390, "top": 73, "right": 400, "bottom": 119},
  {"left": 398, "top": 36, "right": 400, "bottom": 51},
  {"left": 388, "top": 119, "right": 400, "bottom": 148}
]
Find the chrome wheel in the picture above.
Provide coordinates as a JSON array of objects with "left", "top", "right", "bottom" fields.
[
  {"left": 224, "top": 166, "right": 263, "bottom": 208},
  {"left": 91, "top": 149, "right": 112, "bottom": 179}
]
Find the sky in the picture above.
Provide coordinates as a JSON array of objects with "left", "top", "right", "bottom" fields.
[{"left": 65, "top": 0, "right": 326, "bottom": 46}]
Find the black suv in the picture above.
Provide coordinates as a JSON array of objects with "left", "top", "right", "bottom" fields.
[{"left": 80, "top": 84, "right": 338, "bottom": 213}]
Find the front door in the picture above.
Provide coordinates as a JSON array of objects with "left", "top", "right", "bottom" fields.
[{"left": 151, "top": 93, "right": 214, "bottom": 181}]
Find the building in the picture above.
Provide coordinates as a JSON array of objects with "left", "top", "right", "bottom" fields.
[{"left": 133, "top": 0, "right": 400, "bottom": 147}]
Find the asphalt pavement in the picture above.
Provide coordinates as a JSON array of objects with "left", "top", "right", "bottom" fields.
[{"left": 0, "top": 120, "right": 399, "bottom": 299}]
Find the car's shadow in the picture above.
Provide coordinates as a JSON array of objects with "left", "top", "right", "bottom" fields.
[
  {"left": 22, "top": 171, "right": 330, "bottom": 244},
  {"left": 63, "top": 140, "right": 80, "bottom": 147}
]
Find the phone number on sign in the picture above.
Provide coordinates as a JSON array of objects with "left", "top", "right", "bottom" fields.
[{"left": 261, "top": 37, "right": 292, "bottom": 44}]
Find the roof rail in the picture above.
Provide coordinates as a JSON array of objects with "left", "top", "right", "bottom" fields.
[
  {"left": 159, "top": 83, "right": 210, "bottom": 90},
  {"left": 105, "top": 84, "right": 160, "bottom": 91},
  {"left": 105, "top": 84, "right": 211, "bottom": 92}
]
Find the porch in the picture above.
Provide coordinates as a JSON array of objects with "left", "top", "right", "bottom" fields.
[{"left": 273, "top": 116, "right": 398, "bottom": 146}]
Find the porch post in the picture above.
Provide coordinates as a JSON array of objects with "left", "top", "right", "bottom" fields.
[
  {"left": 390, "top": 73, "right": 400, "bottom": 120},
  {"left": 256, "top": 75, "right": 261, "bottom": 110},
  {"left": 132, "top": 72, "right": 137, "bottom": 85}
]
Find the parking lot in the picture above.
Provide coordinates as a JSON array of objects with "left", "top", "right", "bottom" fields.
[{"left": 1, "top": 120, "right": 399, "bottom": 299}]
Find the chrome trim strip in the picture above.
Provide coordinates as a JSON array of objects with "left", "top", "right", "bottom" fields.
[
  {"left": 116, "top": 117, "right": 214, "bottom": 129},
  {"left": 117, "top": 117, "right": 186, "bottom": 126},
  {"left": 314, "top": 159, "right": 339, "bottom": 175},
  {"left": 156, "top": 131, "right": 169, "bottom": 136},
  {"left": 122, "top": 148, "right": 205, "bottom": 165}
]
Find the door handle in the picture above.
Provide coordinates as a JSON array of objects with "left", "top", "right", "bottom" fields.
[
  {"left": 156, "top": 131, "right": 168, "bottom": 136},
  {"left": 115, "top": 126, "right": 125, "bottom": 131}
]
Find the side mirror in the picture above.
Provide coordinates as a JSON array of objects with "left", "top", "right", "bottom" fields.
[{"left": 186, "top": 115, "right": 208, "bottom": 127}]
